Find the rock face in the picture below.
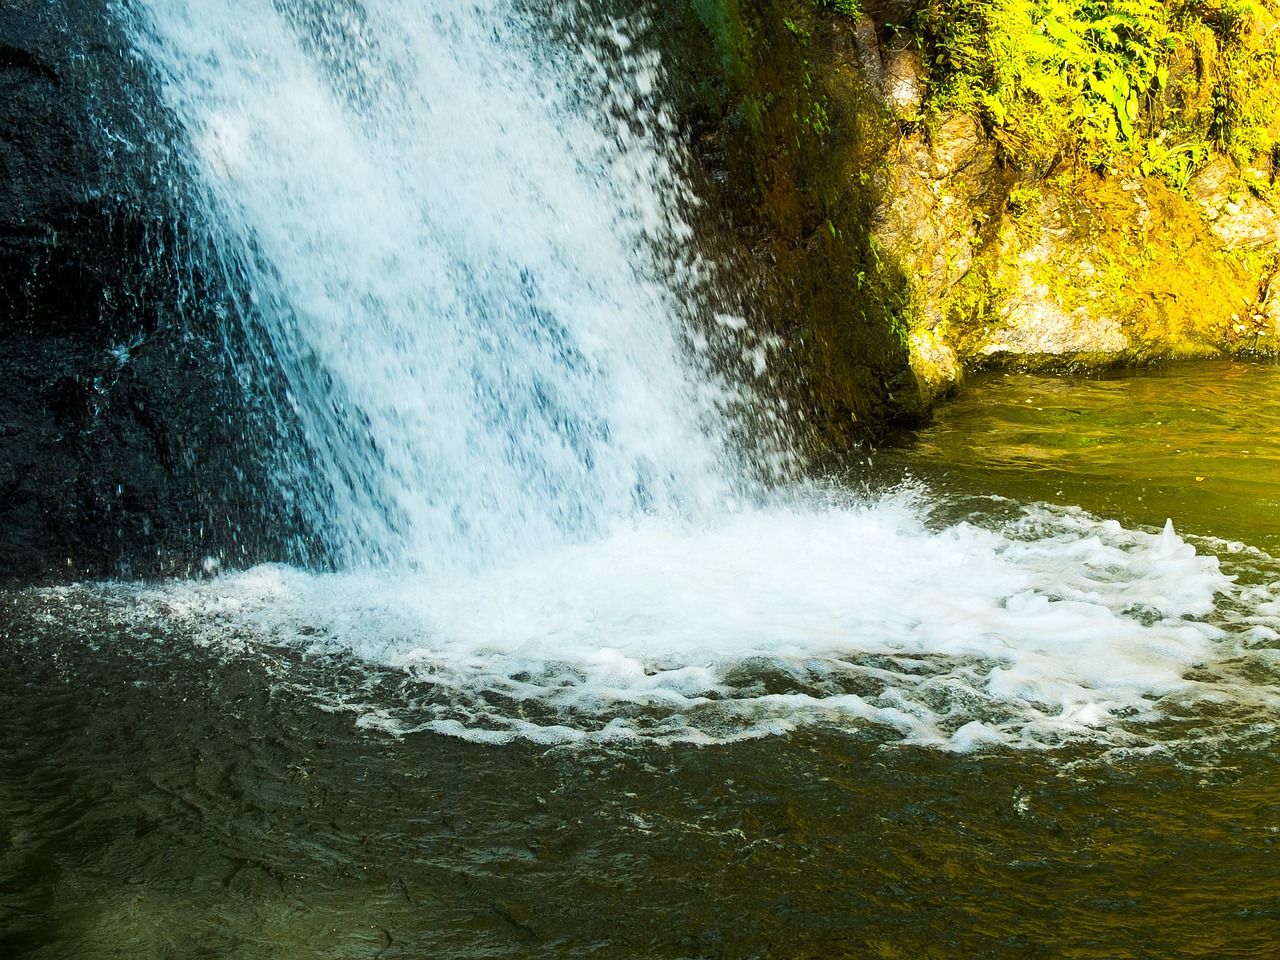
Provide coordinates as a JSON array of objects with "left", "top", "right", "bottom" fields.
[
  {"left": 664, "top": 0, "right": 925, "bottom": 454},
  {"left": 672, "top": 0, "right": 1280, "bottom": 427},
  {"left": 873, "top": 117, "right": 1280, "bottom": 399},
  {"left": 871, "top": 112, "right": 1005, "bottom": 415},
  {"left": 861, "top": 3, "right": 1280, "bottom": 401},
  {"left": 0, "top": 1, "right": 305, "bottom": 583}
]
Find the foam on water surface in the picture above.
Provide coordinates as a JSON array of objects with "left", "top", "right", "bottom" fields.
[
  {"left": 76, "top": 493, "right": 1274, "bottom": 751},
  {"left": 94, "top": 1, "right": 1280, "bottom": 753}
]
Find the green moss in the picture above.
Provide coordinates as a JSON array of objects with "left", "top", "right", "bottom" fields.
[
  {"left": 737, "top": 93, "right": 767, "bottom": 132},
  {"left": 689, "top": 0, "right": 750, "bottom": 83},
  {"left": 913, "top": 0, "right": 1280, "bottom": 180},
  {"left": 1005, "top": 184, "right": 1042, "bottom": 216},
  {"left": 941, "top": 171, "right": 1270, "bottom": 367}
]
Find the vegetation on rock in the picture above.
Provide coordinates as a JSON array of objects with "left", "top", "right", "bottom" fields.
[
  {"left": 679, "top": 0, "right": 922, "bottom": 445},
  {"left": 775, "top": 0, "right": 1280, "bottom": 392},
  {"left": 919, "top": 0, "right": 1280, "bottom": 180}
]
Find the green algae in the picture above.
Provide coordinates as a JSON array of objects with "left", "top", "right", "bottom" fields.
[{"left": 689, "top": 0, "right": 750, "bottom": 82}]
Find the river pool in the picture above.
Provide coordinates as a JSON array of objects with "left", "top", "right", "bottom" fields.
[{"left": 2, "top": 361, "right": 1279, "bottom": 959}]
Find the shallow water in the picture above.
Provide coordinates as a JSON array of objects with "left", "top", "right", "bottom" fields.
[
  {"left": 4, "top": 362, "right": 1280, "bottom": 958},
  {"left": 879, "top": 360, "right": 1280, "bottom": 555}
]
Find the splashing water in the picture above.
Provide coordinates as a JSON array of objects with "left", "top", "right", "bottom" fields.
[
  {"left": 119, "top": 0, "right": 751, "bottom": 571},
  {"left": 99, "top": 0, "right": 1280, "bottom": 749},
  {"left": 54, "top": 490, "right": 1280, "bottom": 751}
]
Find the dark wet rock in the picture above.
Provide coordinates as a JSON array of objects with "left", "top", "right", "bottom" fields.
[
  {"left": 859, "top": 0, "right": 927, "bottom": 26},
  {"left": 0, "top": 0, "right": 306, "bottom": 583},
  {"left": 662, "top": 0, "right": 919, "bottom": 451}
]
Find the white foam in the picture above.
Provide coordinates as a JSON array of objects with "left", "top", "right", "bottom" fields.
[{"left": 107, "top": 494, "right": 1273, "bottom": 750}]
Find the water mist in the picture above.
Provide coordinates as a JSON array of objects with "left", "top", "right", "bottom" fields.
[{"left": 107, "top": 0, "right": 1277, "bottom": 749}]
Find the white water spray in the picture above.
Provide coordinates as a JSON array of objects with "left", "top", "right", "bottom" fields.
[
  {"left": 108, "top": 0, "right": 1277, "bottom": 749},
  {"left": 120, "top": 0, "right": 743, "bottom": 570}
]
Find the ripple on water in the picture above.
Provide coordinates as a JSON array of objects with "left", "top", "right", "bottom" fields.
[{"left": 11, "top": 488, "right": 1278, "bottom": 753}]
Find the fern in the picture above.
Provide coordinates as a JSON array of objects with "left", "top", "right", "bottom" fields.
[{"left": 922, "top": 0, "right": 1170, "bottom": 166}]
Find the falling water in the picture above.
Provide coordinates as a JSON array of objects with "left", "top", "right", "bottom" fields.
[
  {"left": 118, "top": 0, "right": 750, "bottom": 571},
  {"left": 101, "top": 0, "right": 1280, "bottom": 748}
]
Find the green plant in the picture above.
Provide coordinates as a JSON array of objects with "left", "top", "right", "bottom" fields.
[
  {"left": 1139, "top": 133, "right": 1210, "bottom": 188},
  {"left": 1193, "top": 1, "right": 1280, "bottom": 164},
  {"left": 916, "top": 0, "right": 1280, "bottom": 179},
  {"left": 1006, "top": 183, "right": 1043, "bottom": 215},
  {"left": 810, "top": 0, "right": 863, "bottom": 18},
  {"left": 924, "top": 0, "right": 1174, "bottom": 169}
]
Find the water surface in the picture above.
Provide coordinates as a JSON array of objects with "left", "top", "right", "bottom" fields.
[
  {"left": 879, "top": 361, "right": 1280, "bottom": 554},
  {"left": 4, "top": 362, "right": 1280, "bottom": 958}
]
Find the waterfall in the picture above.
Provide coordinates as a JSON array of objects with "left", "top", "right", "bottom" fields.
[
  {"left": 118, "top": 0, "right": 749, "bottom": 572},
  {"left": 107, "top": 0, "right": 1261, "bottom": 749}
]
